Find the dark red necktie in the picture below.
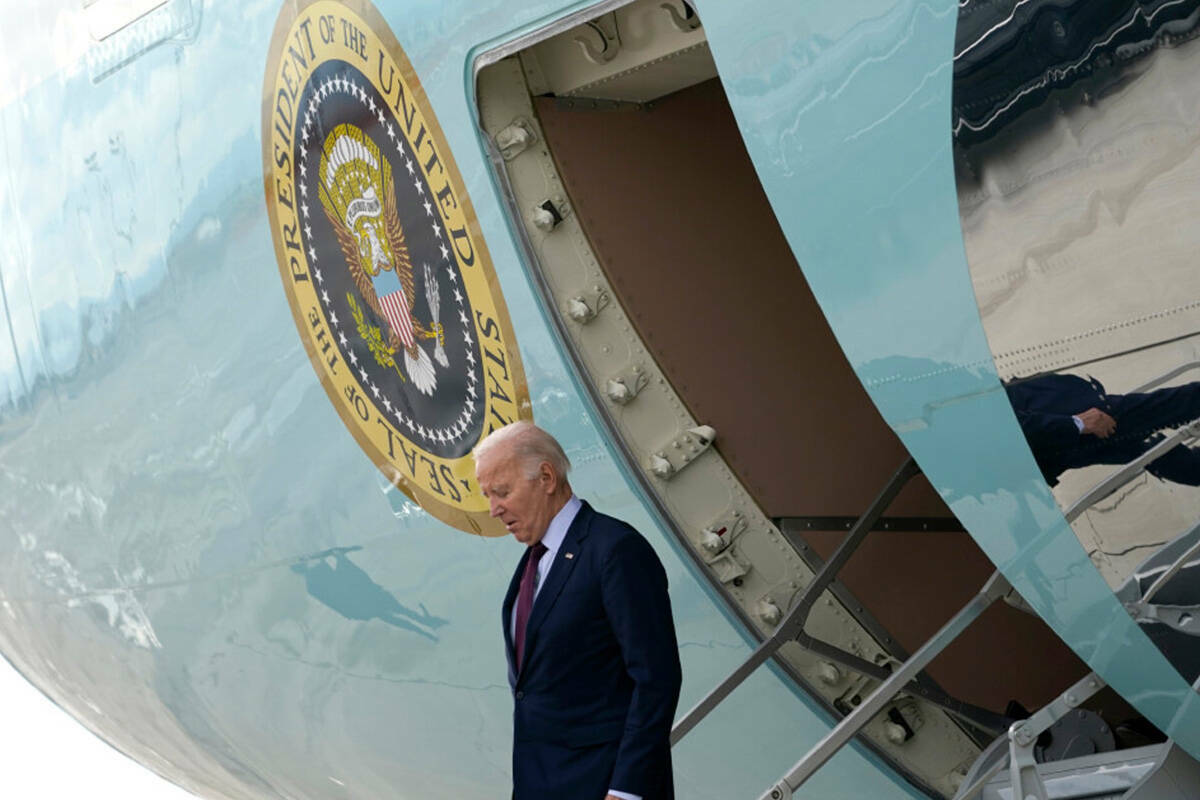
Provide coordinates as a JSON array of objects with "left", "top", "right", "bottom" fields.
[{"left": 514, "top": 542, "right": 548, "bottom": 672}]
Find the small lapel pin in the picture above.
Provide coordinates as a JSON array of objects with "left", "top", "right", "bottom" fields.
[{"left": 564, "top": 552, "right": 574, "bottom": 560}]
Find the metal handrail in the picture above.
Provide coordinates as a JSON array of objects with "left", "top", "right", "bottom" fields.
[
  {"left": 949, "top": 673, "right": 1107, "bottom": 800},
  {"left": 673, "top": 458, "right": 1015, "bottom": 800},
  {"left": 741, "top": 365, "right": 1200, "bottom": 797},
  {"left": 1130, "top": 360, "right": 1200, "bottom": 394},
  {"left": 759, "top": 572, "right": 1011, "bottom": 799},
  {"left": 1142, "top": 536, "right": 1200, "bottom": 605},
  {"left": 670, "top": 458, "right": 921, "bottom": 745},
  {"left": 1059, "top": 361, "right": 1200, "bottom": 523},
  {"left": 1064, "top": 420, "right": 1200, "bottom": 523},
  {"left": 1122, "top": 523, "right": 1200, "bottom": 635}
]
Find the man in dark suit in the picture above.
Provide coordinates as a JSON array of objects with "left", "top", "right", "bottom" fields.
[
  {"left": 474, "top": 421, "right": 681, "bottom": 800},
  {"left": 1005, "top": 373, "right": 1200, "bottom": 487}
]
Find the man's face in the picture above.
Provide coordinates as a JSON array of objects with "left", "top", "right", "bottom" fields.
[{"left": 475, "top": 451, "right": 557, "bottom": 546}]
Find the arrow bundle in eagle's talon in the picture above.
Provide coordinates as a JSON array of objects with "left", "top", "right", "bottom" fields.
[{"left": 424, "top": 263, "right": 449, "bottom": 367}]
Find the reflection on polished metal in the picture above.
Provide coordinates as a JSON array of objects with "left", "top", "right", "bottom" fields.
[
  {"left": 1141, "top": 536, "right": 1200, "bottom": 607},
  {"left": 953, "top": 0, "right": 1200, "bottom": 143},
  {"left": 1132, "top": 362, "right": 1200, "bottom": 395},
  {"left": 1118, "top": 523, "right": 1200, "bottom": 656},
  {"left": 758, "top": 572, "right": 1011, "bottom": 800},
  {"left": 1052, "top": 362, "right": 1200, "bottom": 590},
  {"left": 87, "top": 0, "right": 201, "bottom": 82},
  {"left": 954, "top": 0, "right": 1200, "bottom": 377},
  {"left": 1064, "top": 421, "right": 1200, "bottom": 523},
  {"left": 953, "top": 0, "right": 1200, "bottom": 664}
]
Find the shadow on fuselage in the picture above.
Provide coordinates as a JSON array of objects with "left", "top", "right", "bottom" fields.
[{"left": 289, "top": 546, "right": 447, "bottom": 641}]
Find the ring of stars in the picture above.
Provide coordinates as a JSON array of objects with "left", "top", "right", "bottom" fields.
[{"left": 297, "top": 69, "right": 482, "bottom": 449}]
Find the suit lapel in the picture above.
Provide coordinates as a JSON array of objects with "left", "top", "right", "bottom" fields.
[{"left": 519, "top": 502, "right": 593, "bottom": 677}]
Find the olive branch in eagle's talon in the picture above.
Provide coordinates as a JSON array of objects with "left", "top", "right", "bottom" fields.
[{"left": 348, "top": 292, "right": 406, "bottom": 382}]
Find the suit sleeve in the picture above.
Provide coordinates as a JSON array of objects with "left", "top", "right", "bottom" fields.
[
  {"left": 1013, "top": 408, "right": 1080, "bottom": 454},
  {"left": 601, "top": 531, "right": 682, "bottom": 796}
]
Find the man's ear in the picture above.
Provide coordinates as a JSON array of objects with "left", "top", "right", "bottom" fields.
[{"left": 539, "top": 461, "right": 557, "bottom": 494}]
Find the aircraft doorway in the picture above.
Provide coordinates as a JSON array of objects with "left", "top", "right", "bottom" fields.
[{"left": 473, "top": 1, "right": 1152, "bottom": 795}]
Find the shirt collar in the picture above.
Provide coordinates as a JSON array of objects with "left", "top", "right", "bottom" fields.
[{"left": 540, "top": 495, "right": 581, "bottom": 556}]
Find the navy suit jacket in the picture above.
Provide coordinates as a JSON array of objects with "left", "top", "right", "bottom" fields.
[
  {"left": 1005, "top": 374, "right": 1107, "bottom": 483},
  {"left": 502, "top": 501, "right": 682, "bottom": 800}
]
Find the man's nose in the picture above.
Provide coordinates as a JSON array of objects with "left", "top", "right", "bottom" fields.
[{"left": 489, "top": 498, "right": 502, "bottom": 517}]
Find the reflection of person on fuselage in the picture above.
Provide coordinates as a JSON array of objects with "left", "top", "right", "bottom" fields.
[
  {"left": 1005, "top": 373, "right": 1200, "bottom": 487},
  {"left": 289, "top": 546, "right": 447, "bottom": 640}
]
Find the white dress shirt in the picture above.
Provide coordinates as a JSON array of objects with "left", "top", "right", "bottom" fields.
[
  {"left": 509, "top": 495, "right": 641, "bottom": 800},
  {"left": 510, "top": 494, "right": 581, "bottom": 640}
]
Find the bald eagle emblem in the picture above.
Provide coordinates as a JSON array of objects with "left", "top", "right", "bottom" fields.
[{"left": 317, "top": 123, "right": 447, "bottom": 394}]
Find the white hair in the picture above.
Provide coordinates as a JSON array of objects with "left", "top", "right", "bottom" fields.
[{"left": 474, "top": 421, "right": 571, "bottom": 480}]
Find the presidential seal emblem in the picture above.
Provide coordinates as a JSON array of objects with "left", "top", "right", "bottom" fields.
[{"left": 262, "top": 0, "right": 529, "bottom": 535}]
